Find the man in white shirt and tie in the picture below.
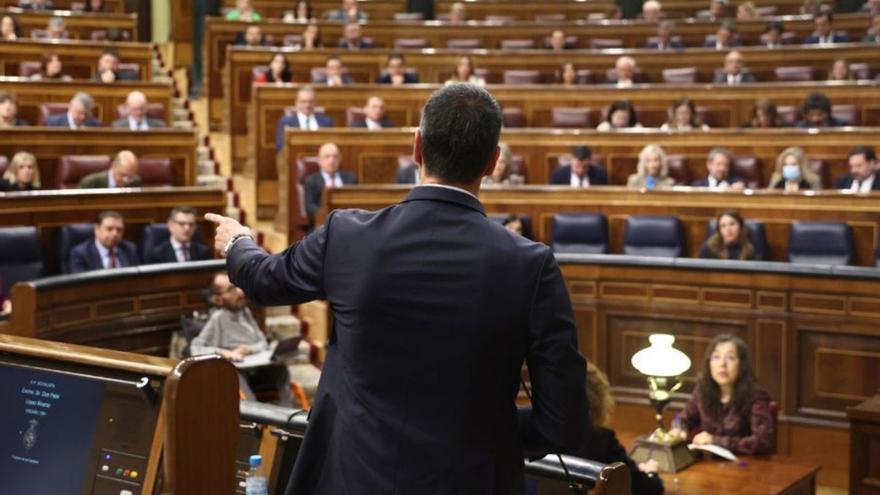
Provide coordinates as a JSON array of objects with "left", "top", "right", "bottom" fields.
[
  {"left": 350, "top": 96, "right": 394, "bottom": 129},
  {"left": 275, "top": 86, "right": 334, "bottom": 151},
  {"left": 143, "top": 206, "right": 213, "bottom": 264},
  {"left": 692, "top": 147, "right": 746, "bottom": 190},
  {"left": 303, "top": 143, "right": 357, "bottom": 224},
  {"left": 613, "top": 56, "right": 637, "bottom": 88},
  {"left": 835, "top": 146, "right": 879, "bottom": 193},
  {"left": 45, "top": 92, "right": 101, "bottom": 128},
  {"left": 714, "top": 51, "right": 756, "bottom": 85},
  {"left": 112, "top": 91, "right": 167, "bottom": 130}
]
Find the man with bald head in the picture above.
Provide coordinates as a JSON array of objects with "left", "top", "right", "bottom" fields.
[
  {"left": 46, "top": 92, "right": 101, "bottom": 129},
  {"left": 275, "top": 86, "right": 334, "bottom": 151},
  {"left": 79, "top": 150, "right": 141, "bottom": 188},
  {"left": 350, "top": 96, "right": 394, "bottom": 129},
  {"left": 112, "top": 91, "right": 166, "bottom": 130},
  {"left": 713, "top": 50, "right": 756, "bottom": 84},
  {"left": 302, "top": 143, "right": 357, "bottom": 224}
]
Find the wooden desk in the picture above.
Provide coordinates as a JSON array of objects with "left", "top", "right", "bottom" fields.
[
  {"left": 847, "top": 393, "right": 880, "bottom": 495},
  {"left": 218, "top": 42, "right": 880, "bottom": 128},
  {"left": 0, "top": 77, "right": 173, "bottom": 126},
  {"left": 241, "top": 81, "right": 880, "bottom": 169},
  {"left": 0, "top": 187, "right": 225, "bottom": 274},
  {"left": 0, "top": 128, "right": 199, "bottom": 189},
  {"left": 0, "top": 7, "right": 138, "bottom": 41},
  {"left": 0, "top": 39, "right": 154, "bottom": 81}
]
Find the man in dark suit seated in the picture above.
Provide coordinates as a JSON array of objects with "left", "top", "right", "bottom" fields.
[
  {"left": 647, "top": 20, "right": 683, "bottom": 50},
  {"left": 704, "top": 19, "right": 741, "bottom": 49},
  {"left": 835, "top": 145, "right": 880, "bottom": 192},
  {"left": 713, "top": 50, "right": 756, "bottom": 85},
  {"left": 796, "top": 92, "right": 847, "bottom": 128},
  {"left": 692, "top": 147, "right": 745, "bottom": 190},
  {"left": 206, "top": 83, "right": 588, "bottom": 494},
  {"left": 377, "top": 53, "right": 419, "bottom": 85},
  {"left": 550, "top": 145, "right": 607, "bottom": 187},
  {"left": 79, "top": 150, "right": 141, "bottom": 188},
  {"left": 234, "top": 24, "right": 268, "bottom": 47},
  {"left": 350, "top": 96, "right": 394, "bottom": 129},
  {"left": 45, "top": 92, "right": 101, "bottom": 129},
  {"left": 111, "top": 90, "right": 166, "bottom": 130},
  {"left": 275, "top": 86, "right": 334, "bottom": 151},
  {"left": 303, "top": 142, "right": 357, "bottom": 223},
  {"left": 316, "top": 56, "right": 354, "bottom": 86},
  {"left": 95, "top": 49, "right": 138, "bottom": 83},
  {"left": 805, "top": 10, "right": 850, "bottom": 45},
  {"left": 395, "top": 161, "right": 419, "bottom": 184},
  {"left": 68, "top": 210, "right": 140, "bottom": 273},
  {"left": 337, "top": 21, "right": 372, "bottom": 49},
  {"left": 144, "top": 206, "right": 213, "bottom": 263}
]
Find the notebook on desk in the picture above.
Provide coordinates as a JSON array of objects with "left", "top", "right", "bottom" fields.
[{"left": 234, "top": 336, "right": 303, "bottom": 369}]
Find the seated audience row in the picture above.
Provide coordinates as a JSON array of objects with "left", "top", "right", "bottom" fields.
[
  {"left": 1, "top": 13, "right": 129, "bottom": 42},
  {"left": 0, "top": 90, "right": 166, "bottom": 129}
]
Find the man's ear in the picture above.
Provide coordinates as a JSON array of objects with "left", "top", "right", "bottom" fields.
[
  {"left": 413, "top": 129, "right": 423, "bottom": 165},
  {"left": 483, "top": 145, "right": 500, "bottom": 178}
]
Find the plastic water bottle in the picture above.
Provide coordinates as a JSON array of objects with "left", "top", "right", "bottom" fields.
[{"left": 245, "top": 455, "right": 268, "bottom": 495}]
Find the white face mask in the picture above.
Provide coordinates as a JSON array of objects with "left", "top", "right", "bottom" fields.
[{"left": 782, "top": 164, "right": 801, "bottom": 181}]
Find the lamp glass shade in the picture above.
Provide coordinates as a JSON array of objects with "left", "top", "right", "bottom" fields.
[{"left": 631, "top": 334, "right": 691, "bottom": 377}]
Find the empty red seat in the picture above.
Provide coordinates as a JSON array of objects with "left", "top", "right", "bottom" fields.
[
  {"left": 56, "top": 155, "right": 112, "bottom": 189},
  {"left": 662, "top": 67, "right": 698, "bottom": 84},
  {"left": 732, "top": 156, "right": 763, "bottom": 188},
  {"left": 18, "top": 61, "right": 42, "bottom": 78},
  {"left": 666, "top": 155, "right": 689, "bottom": 185},
  {"left": 502, "top": 108, "right": 525, "bottom": 128},
  {"left": 446, "top": 39, "right": 482, "bottom": 49},
  {"left": 137, "top": 158, "right": 173, "bottom": 186},
  {"left": 503, "top": 70, "right": 541, "bottom": 84},
  {"left": 551, "top": 108, "right": 592, "bottom": 128},
  {"left": 39, "top": 103, "right": 71, "bottom": 125},
  {"left": 774, "top": 66, "right": 814, "bottom": 82},
  {"left": 832, "top": 104, "right": 859, "bottom": 125},
  {"left": 394, "top": 38, "right": 429, "bottom": 49}
]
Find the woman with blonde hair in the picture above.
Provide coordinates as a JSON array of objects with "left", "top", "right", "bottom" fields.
[
  {"left": 0, "top": 151, "right": 41, "bottom": 191},
  {"left": 767, "top": 146, "right": 820, "bottom": 191},
  {"left": 566, "top": 362, "right": 664, "bottom": 494},
  {"left": 627, "top": 144, "right": 676, "bottom": 189}
]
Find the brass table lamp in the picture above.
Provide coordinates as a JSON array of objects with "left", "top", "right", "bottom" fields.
[{"left": 628, "top": 334, "right": 696, "bottom": 473}]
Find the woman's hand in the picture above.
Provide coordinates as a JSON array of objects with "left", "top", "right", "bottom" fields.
[{"left": 638, "top": 459, "right": 659, "bottom": 473}]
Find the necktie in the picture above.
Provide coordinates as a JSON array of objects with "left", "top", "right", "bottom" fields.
[
  {"left": 109, "top": 248, "right": 118, "bottom": 268},
  {"left": 180, "top": 245, "right": 190, "bottom": 261}
]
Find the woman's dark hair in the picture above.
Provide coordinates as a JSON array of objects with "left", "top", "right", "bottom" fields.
[
  {"left": 2, "top": 14, "right": 21, "bottom": 38},
  {"left": 266, "top": 53, "right": 292, "bottom": 83},
  {"left": 420, "top": 84, "right": 502, "bottom": 184},
  {"left": 83, "top": 0, "right": 106, "bottom": 12},
  {"left": 697, "top": 333, "right": 760, "bottom": 419},
  {"left": 668, "top": 96, "right": 703, "bottom": 128},
  {"left": 41, "top": 52, "right": 62, "bottom": 78},
  {"left": 802, "top": 91, "right": 832, "bottom": 114},
  {"left": 707, "top": 209, "right": 754, "bottom": 260},
  {"left": 749, "top": 98, "right": 783, "bottom": 128},
  {"left": 605, "top": 99, "right": 639, "bottom": 127},
  {"left": 294, "top": 0, "right": 313, "bottom": 19}
]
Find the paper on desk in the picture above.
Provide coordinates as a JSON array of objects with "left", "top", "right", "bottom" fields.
[
  {"left": 234, "top": 341, "right": 279, "bottom": 369},
  {"left": 688, "top": 443, "right": 738, "bottom": 462}
]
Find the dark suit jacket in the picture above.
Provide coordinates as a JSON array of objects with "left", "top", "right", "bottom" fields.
[
  {"left": 337, "top": 38, "right": 373, "bottom": 49},
  {"left": 646, "top": 39, "right": 684, "bottom": 49},
  {"left": 805, "top": 33, "right": 850, "bottom": 44},
  {"left": 111, "top": 117, "right": 167, "bottom": 129},
  {"left": 549, "top": 164, "right": 608, "bottom": 186},
  {"left": 834, "top": 173, "right": 880, "bottom": 190},
  {"left": 713, "top": 71, "right": 757, "bottom": 84},
  {"left": 275, "top": 113, "right": 334, "bottom": 151},
  {"left": 568, "top": 426, "right": 664, "bottom": 495},
  {"left": 44, "top": 113, "right": 101, "bottom": 128},
  {"left": 796, "top": 116, "right": 848, "bottom": 128},
  {"left": 349, "top": 117, "right": 394, "bottom": 128},
  {"left": 144, "top": 240, "right": 212, "bottom": 264},
  {"left": 226, "top": 186, "right": 588, "bottom": 495},
  {"left": 68, "top": 239, "right": 139, "bottom": 273},
  {"left": 702, "top": 39, "right": 742, "bottom": 48},
  {"left": 395, "top": 163, "right": 419, "bottom": 184},
  {"left": 692, "top": 175, "right": 745, "bottom": 187},
  {"left": 315, "top": 74, "right": 354, "bottom": 85},
  {"left": 78, "top": 171, "right": 142, "bottom": 188},
  {"left": 377, "top": 72, "right": 419, "bottom": 84},
  {"left": 303, "top": 170, "right": 358, "bottom": 222}
]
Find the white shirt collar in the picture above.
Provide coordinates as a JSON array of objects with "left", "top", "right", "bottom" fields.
[
  {"left": 94, "top": 239, "right": 114, "bottom": 269},
  {"left": 107, "top": 170, "right": 117, "bottom": 188},
  {"left": 419, "top": 183, "right": 478, "bottom": 200},
  {"left": 67, "top": 112, "right": 80, "bottom": 129},
  {"left": 297, "top": 112, "right": 317, "bottom": 130},
  {"left": 321, "top": 170, "right": 342, "bottom": 187},
  {"left": 570, "top": 171, "right": 589, "bottom": 188},
  {"left": 708, "top": 176, "right": 729, "bottom": 188},
  {"left": 853, "top": 174, "right": 875, "bottom": 193},
  {"left": 128, "top": 115, "right": 148, "bottom": 130},
  {"left": 365, "top": 118, "right": 382, "bottom": 130}
]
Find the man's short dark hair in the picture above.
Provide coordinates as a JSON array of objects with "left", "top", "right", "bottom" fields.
[
  {"left": 386, "top": 52, "right": 405, "bottom": 64},
  {"left": 815, "top": 9, "right": 832, "bottom": 22},
  {"left": 849, "top": 145, "right": 877, "bottom": 162},
  {"left": 97, "top": 210, "right": 123, "bottom": 225},
  {"left": 802, "top": 92, "right": 832, "bottom": 113},
  {"left": 765, "top": 20, "right": 784, "bottom": 33},
  {"left": 169, "top": 205, "right": 197, "bottom": 220},
  {"left": 419, "top": 84, "right": 503, "bottom": 184},
  {"left": 572, "top": 146, "right": 592, "bottom": 161}
]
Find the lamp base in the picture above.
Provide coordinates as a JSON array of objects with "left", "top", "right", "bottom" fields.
[{"left": 628, "top": 436, "right": 696, "bottom": 474}]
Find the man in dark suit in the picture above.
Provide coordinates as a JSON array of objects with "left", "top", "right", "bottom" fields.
[
  {"left": 703, "top": 20, "right": 741, "bottom": 49},
  {"left": 315, "top": 56, "right": 354, "bottom": 86},
  {"left": 550, "top": 145, "right": 607, "bottom": 187},
  {"left": 144, "top": 206, "right": 212, "bottom": 263},
  {"left": 646, "top": 20, "right": 684, "bottom": 50},
  {"left": 275, "top": 86, "right": 334, "bottom": 152},
  {"left": 835, "top": 145, "right": 880, "bottom": 192},
  {"left": 796, "top": 92, "right": 848, "bottom": 128},
  {"left": 395, "top": 162, "right": 419, "bottom": 184},
  {"left": 69, "top": 210, "right": 140, "bottom": 273},
  {"left": 377, "top": 53, "right": 419, "bottom": 85},
  {"left": 78, "top": 150, "right": 141, "bottom": 188},
  {"left": 207, "top": 84, "right": 587, "bottom": 495},
  {"left": 234, "top": 24, "right": 268, "bottom": 47},
  {"left": 94, "top": 50, "right": 138, "bottom": 83},
  {"left": 111, "top": 90, "right": 166, "bottom": 130},
  {"left": 713, "top": 50, "right": 757, "bottom": 85},
  {"left": 302, "top": 142, "right": 357, "bottom": 224},
  {"left": 349, "top": 96, "right": 394, "bottom": 129},
  {"left": 45, "top": 92, "right": 101, "bottom": 128},
  {"left": 337, "top": 21, "right": 373, "bottom": 49},
  {"left": 692, "top": 147, "right": 745, "bottom": 189},
  {"left": 804, "top": 10, "right": 850, "bottom": 44}
]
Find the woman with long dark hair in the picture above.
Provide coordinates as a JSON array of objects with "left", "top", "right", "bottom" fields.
[
  {"left": 674, "top": 334, "right": 775, "bottom": 455},
  {"left": 698, "top": 210, "right": 757, "bottom": 260}
]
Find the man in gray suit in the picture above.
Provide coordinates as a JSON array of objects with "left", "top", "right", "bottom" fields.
[
  {"left": 78, "top": 150, "right": 141, "bottom": 188},
  {"left": 112, "top": 91, "right": 166, "bottom": 130}
]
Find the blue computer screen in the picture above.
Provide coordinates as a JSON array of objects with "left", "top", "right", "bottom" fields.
[{"left": 0, "top": 362, "right": 106, "bottom": 495}]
